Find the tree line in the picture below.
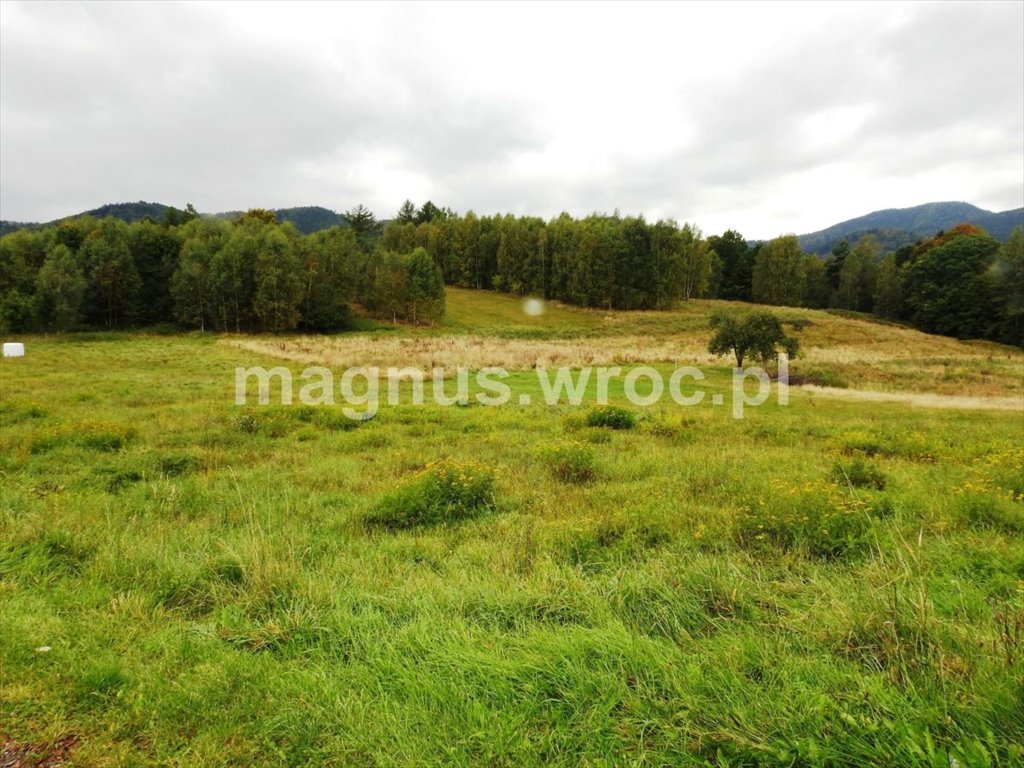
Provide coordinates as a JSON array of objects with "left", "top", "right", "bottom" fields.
[
  {"left": 1, "top": 197, "right": 1020, "bottom": 346},
  {"left": 0, "top": 207, "right": 444, "bottom": 333},
  {"left": 375, "top": 200, "right": 1021, "bottom": 345}
]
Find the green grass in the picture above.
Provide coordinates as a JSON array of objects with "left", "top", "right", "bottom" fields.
[{"left": 1, "top": 297, "right": 1023, "bottom": 766}]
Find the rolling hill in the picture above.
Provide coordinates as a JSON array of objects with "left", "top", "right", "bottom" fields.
[
  {"left": 4, "top": 200, "right": 1022, "bottom": 248},
  {"left": 796, "top": 201, "right": 1023, "bottom": 254},
  {"left": 0, "top": 202, "right": 347, "bottom": 236}
]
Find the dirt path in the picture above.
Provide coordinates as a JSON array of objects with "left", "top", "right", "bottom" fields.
[{"left": 798, "top": 385, "right": 1024, "bottom": 412}]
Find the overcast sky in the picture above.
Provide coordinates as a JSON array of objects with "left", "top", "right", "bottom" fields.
[{"left": 1, "top": 1, "right": 1021, "bottom": 238}]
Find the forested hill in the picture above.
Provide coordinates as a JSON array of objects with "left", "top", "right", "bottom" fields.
[
  {"left": 0, "top": 203, "right": 345, "bottom": 236},
  {"left": 0, "top": 201, "right": 173, "bottom": 234},
  {"left": 797, "top": 201, "right": 1024, "bottom": 255},
  {"left": 6, "top": 199, "right": 1022, "bottom": 244},
  {"left": 211, "top": 206, "right": 345, "bottom": 234}
]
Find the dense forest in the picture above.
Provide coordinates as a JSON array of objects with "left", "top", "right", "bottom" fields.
[
  {"left": 0, "top": 207, "right": 443, "bottom": 333},
  {"left": 0, "top": 200, "right": 1021, "bottom": 346}
]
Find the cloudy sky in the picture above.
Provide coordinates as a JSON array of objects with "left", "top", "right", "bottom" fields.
[{"left": 1, "top": 1, "right": 1021, "bottom": 238}]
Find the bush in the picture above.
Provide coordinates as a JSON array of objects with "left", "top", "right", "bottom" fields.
[
  {"left": 543, "top": 442, "right": 597, "bottom": 484},
  {"left": 365, "top": 459, "right": 496, "bottom": 530},
  {"left": 585, "top": 405, "right": 636, "bottom": 430},
  {"left": 831, "top": 458, "right": 887, "bottom": 490}
]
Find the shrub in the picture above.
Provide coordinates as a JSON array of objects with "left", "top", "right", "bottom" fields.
[
  {"left": 365, "top": 459, "right": 496, "bottom": 530},
  {"left": 543, "top": 442, "right": 597, "bottom": 484},
  {"left": 585, "top": 405, "right": 636, "bottom": 430},
  {"left": 831, "top": 458, "right": 887, "bottom": 490}
]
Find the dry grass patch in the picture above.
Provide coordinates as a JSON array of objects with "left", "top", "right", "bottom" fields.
[
  {"left": 223, "top": 334, "right": 719, "bottom": 372},
  {"left": 222, "top": 289, "right": 1024, "bottom": 398}
]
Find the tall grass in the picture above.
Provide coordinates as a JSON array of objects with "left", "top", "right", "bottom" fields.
[{"left": 1, "top": 301, "right": 1022, "bottom": 765}]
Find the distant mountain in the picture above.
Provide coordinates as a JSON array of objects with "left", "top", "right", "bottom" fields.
[
  {"left": 797, "top": 201, "right": 1024, "bottom": 255},
  {"left": 275, "top": 206, "right": 346, "bottom": 234},
  {"left": 213, "top": 205, "right": 346, "bottom": 234},
  {"left": 5, "top": 199, "right": 1023, "bottom": 248},
  {"left": 1, "top": 200, "right": 179, "bottom": 235},
  {"left": 0, "top": 220, "right": 35, "bottom": 236},
  {"left": 1, "top": 202, "right": 349, "bottom": 236},
  {"left": 81, "top": 200, "right": 172, "bottom": 223}
]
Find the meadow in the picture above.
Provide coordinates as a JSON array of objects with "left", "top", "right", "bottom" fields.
[{"left": 1, "top": 289, "right": 1022, "bottom": 766}]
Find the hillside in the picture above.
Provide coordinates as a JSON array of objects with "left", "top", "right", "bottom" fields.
[
  {"left": 233, "top": 286, "right": 1024, "bottom": 401},
  {"left": 6, "top": 200, "right": 1022, "bottom": 245},
  {"left": 0, "top": 202, "right": 347, "bottom": 236},
  {"left": 797, "top": 201, "right": 1023, "bottom": 254}
]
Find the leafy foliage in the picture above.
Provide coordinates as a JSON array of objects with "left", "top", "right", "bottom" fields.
[
  {"left": 752, "top": 235, "right": 805, "bottom": 306},
  {"left": 2, "top": 201, "right": 1020, "bottom": 345},
  {"left": 708, "top": 310, "right": 800, "bottom": 367},
  {"left": 903, "top": 229, "right": 1000, "bottom": 338}
]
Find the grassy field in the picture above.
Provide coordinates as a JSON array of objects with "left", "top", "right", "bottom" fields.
[{"left": 1, "top": 290, "right": 1023, "bottom": 766}]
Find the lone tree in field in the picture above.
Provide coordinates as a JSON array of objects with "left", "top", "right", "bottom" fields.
[{"left": 708, "top": 310, "right": 799, "bottom": 368}]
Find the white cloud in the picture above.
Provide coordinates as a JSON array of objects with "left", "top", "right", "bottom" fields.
[{"left": 1, "top": 0, "right": 1021, "bottom": 238}]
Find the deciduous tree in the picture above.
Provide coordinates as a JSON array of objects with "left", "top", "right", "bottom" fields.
[{"left": 708, "top": 310, "right": 800, "bottom": 368}]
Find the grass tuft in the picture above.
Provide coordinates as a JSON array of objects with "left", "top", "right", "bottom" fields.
[{"left": 365, "top": 458, "right": 497, "bottom": 529}]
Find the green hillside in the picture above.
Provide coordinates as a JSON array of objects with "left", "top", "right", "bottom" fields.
[{"left": 797, "top": 201, "right": 1024, "bottom": 254}]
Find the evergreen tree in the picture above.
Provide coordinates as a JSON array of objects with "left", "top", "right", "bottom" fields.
[
  {"left": 395, "top": 200, "right": 417, "bottom": 224},
  {"left": 345, "top": 204, "right": 379, "bottom": 249}
]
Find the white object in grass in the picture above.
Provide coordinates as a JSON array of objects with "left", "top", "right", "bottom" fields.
[{"left": 2, "top": 342, "right": 25, "bottom": 357}]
